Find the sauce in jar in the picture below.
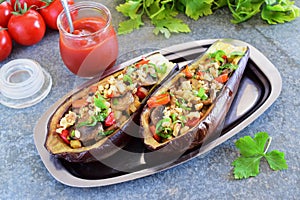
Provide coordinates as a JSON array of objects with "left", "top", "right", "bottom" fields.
[{"left": 59, "top": 17, "right": 118, "bottom": 77}]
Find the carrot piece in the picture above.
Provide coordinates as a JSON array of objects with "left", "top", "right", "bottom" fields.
[
  {"left": 135, "top": 58, "right": 150, "bottom": 68},
  {"left": 183, "top": 66, "right": 193, "bottom": 78},
  {"left": 147, "top": 93, "right": 170, "bottom": 108},
  {"left": 215, "top": 73, "right": 229, "bottom": 83}
]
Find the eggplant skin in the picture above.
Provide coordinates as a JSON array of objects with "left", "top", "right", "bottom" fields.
[
  {"left": 140, "top": 40, "right": 250, "bottom": 154},
  {"left": 45, "top": 70, "right": 132, "bottom": 163},
  {"left": 45, "top": 53, "right": 177, "bottom": 163}
]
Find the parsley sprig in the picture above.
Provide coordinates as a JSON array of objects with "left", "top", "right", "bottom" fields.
[
  {"left": 232, "top": 132, "right": 288, "bottom": 179},
  {"left": 116, "top": 0, "right": 299, "bottom": 38}
]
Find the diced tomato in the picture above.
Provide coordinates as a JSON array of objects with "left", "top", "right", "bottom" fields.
[
  {"left": 135, "top": 58, "right": 150, "bottom": 68},
  {"left": 186, "top": 117, "right": 200, "bottom": 127},
  {"left": 72, "top": 98, "right": 88, "bottom": 108},
  {"left": 147, "top": 93, "right": 170, "bottom": 108},
  {"left": 197, "top": 71, "right": 204, "bottom": 76},
  {"left": 136, "top": 86, "right": 148, "bottom": 100},
  {"left": 150, "top": 125, "right": 161, "bottom": 142},
  {"left": 183, "top": 66, "right": 193, "bottom": 78},
  {"left": 215, "top": 73, "right": 228, "bottom": 83},
  {"left": 106, "top": 92, "right": 114, "bottom": 98},
  {"left": 60, "top": 130, "right": 70, "bottom": 144},
  {"left": 196, "top": 71, "right": 204, "bottom": 80},
  {"left": 104, "top": 112, "right": 116, "bottom": 127}
]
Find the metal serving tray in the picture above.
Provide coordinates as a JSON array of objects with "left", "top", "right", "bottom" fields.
[{"left": 34, "top": 39, "right": 282, "bottom": 187}]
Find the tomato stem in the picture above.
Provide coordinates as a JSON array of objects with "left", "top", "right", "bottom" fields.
[
  {"left": 11, "top": 0, "right": 29, "bottom": 15},
  {"left": 38, "top": 0, "right": 54, "bottom": 9}
]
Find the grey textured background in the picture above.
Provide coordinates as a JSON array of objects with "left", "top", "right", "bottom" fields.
[{"left": 0, "top": 0, "right": 299, "bottom": 199}]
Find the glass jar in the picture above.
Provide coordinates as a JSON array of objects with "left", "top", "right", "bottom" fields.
[{"left": 57, "top": 1, "right": 119, "bottom": 78}]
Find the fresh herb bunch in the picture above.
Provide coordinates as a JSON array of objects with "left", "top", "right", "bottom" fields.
[
  {"left": 116, "top": 0, "right": 300, "bottom": 38},
  {"left": 232, "top": 132, "right": 288, "bottom": 179}
]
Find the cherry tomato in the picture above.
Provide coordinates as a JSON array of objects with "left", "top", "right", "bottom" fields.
[
  {"left": 10, "top": 0, "right": 43, "bottom": 10},
  {"left": 0, "top": 27, "right": 12, "bottom": 61},
  {"left": 104, "top": 112, "right": 116, "bottom": 127},
  {"left": 39, "top": 0, "right": 74, "bottom": 30},
  {"left": 60, "top": 129, "right": 70, "bottom": 144},
  {"left": 0, "top": 1, "right": 13, "bottom": 27},
  {"left": 150, "top": 125, "right": 161, "bottom": 142},
  {"left": 136, "top": 86, "right": 148, "bottom": 100},
  {"left": 8, "top": 9, "right": 45, "bottom": 46}
]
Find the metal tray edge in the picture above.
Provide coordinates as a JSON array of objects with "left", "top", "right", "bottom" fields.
[{"left": 33, "top": 39, "right": 282, "bottom": 187}]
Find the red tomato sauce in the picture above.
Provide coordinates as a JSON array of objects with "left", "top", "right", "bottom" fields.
[{"left": 59, "top": 17, "right": 118, "bottom": 77}]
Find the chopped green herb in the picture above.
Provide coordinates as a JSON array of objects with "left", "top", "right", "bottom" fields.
[
  {"left": 156, "top": 118, "right": 173, "bottom": 139},
  {"left": 172, "top": 119, "right": 184, "bottom": 126},
  {"left": 209, "top": 50, "right": 226, "bottom": 63},
  {"left": 77, "top": 116, "right": 98, "bottom": 128},
  {"left": 94, "top": 111, "right": 108, "bottom": 122},
  {"left": 171, "top": 113, "right": 177, "bottom": 122},
  {"left": 99, "top": 129, "right": 115, "bottom": 136},
  {"left": 123, "top": 74, "right": 133, "bottom": 84},
  {"left": 150, "top": 73, "right": 157, "bottom": 78},
  {"left": 179, "top": 115, "right": 187, "bottom": 123},
  {"left": 196, "top": 87, "right": 208, "bottom": 100},
  {"left": 155, "top": 63, "right": 168, "bottom": 74},
  {"left": 94, "top": 94, "right": 108, "bottom": 110},
  {"left": 175, "top": 99, "right": 191, "bottom": 111},
  {"left": 126, "top": 66, "right": 136, "bottom": 75},
  {"left": 228, "top": 51, "right": 245, "bottom": 58},
  {"left": 232, "top": 132, "right": 288, "bottom": 179},
  {"left": 70, "top": 130, "right": 75, "bottom": 137}
]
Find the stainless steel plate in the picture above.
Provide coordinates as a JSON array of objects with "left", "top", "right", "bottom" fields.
[{"left": 34, "top": 39, "right": 282, "bottom": 187}]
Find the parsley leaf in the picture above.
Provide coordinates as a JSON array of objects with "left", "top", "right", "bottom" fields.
[
  {"left": 118, "top": 16, "right": 144, "bottom": 35},
  {"left": 261, "top": 0, "right": 300, "bottom": 24},
  {"left": 116, "top": 0, "right": 144, "bottom": 34},
  {"left": 232, "top": 132, "right": 288, "bottom": 179},
  {"left": 265, "top": 150, "right": 288, "bottom": 170},
  {"left": 116, "top": 0, "right": 300, "bottom": 38},
  {"left": 151, "top": 4, "right": 190, "bottom": 38},
  {"left": 179, "top": 0, "right": 214, "bottom": 20},
  {"left": 232, "top": 156, "right": 263, "bottom": 179},
  {"left": 116, "top": 0, "right": 143, "bottom": 18},
  {"left": 152, "top": 18, "right": 190, "bottom": 38}
]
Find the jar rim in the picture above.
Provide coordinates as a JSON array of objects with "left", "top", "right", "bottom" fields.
[{"left": 57, "top": 1, "right": 112, "bottom": 38}]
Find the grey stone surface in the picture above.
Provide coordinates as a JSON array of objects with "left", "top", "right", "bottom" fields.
[{"left": 0, "top": 0, "right": 299, "bottom": 199}]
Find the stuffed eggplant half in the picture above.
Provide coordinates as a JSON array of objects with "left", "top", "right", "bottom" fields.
[
  {"left": 45, "top": 53, "right": 176, "bottom": 162},
  {"left": 141, "top": 40, "right": 250, "bottom": 153}
]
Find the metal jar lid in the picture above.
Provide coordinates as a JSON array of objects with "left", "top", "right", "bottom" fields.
[{"left": 0, "top": 59, "right": 52, "bottom": 109}]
